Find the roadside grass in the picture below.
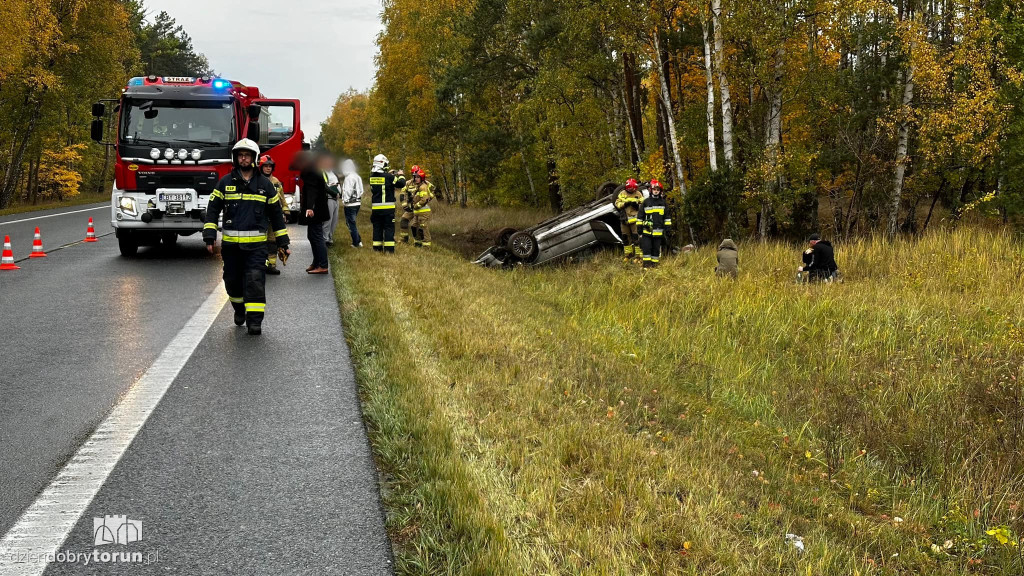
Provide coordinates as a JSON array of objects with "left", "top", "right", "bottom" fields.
[
  {"left": 331, "top": 215, "right": 1024, "bottom": 575},
  {"left": 0, "top": 192, "right": 108, "bottom": 217}
]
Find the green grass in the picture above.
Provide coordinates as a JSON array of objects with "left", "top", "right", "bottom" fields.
[
  {"left": 0, "top": 192, "right": 108, "bottom": 217},
  {"left": 331, "top": 215, "right": 1024, "bottom": 575}
]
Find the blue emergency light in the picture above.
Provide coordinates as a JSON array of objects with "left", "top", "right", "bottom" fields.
[
  {"left": 128, "top": 77, "right": 144, "bottom": 86},
  {"left": 212, "top": 79, "right": 230, "bottom": 89}
]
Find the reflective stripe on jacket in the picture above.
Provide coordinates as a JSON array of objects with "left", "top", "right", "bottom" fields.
[
  {"left": 640, "top": 195, "right": 671, "bottom": 236},
  {"left": 369, "top": 171, "right": 406, "bottom": 210},
  {"left": 204, "top": 169, "right": 289, "bottom": 248}
]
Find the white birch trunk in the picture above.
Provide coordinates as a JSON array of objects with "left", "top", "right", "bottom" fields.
[
  {"left": 889, "top": 59, "right": 915, "bottom": 237},
  {"left": 702, "top": 19, "right": 718, "bottom": 172},
  {"left": 761, "top": 48, "right": 784, "bottom": 239},
  {"left": 711, "top": 0, "right": 734, "bottom": 166},
  {"left": 653, "top": 33, "right": 686, "bottom": 196}
]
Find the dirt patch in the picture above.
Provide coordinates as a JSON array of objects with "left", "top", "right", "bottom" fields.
[{"left": 437, "top": 227, "right": 500, "bottom": 260}]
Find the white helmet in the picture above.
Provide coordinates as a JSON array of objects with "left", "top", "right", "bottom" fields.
[
  {"left": 232, "top": 138, "right": 261, "bottom": 168},
  {"left": 372, "top": 154, "right": 389, "bottom": 173}
]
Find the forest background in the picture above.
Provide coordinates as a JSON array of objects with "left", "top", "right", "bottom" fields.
[{"left": 321, "top": 0, "right": 1024, "bottom": 242}]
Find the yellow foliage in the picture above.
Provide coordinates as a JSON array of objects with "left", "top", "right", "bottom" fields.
[{"left": 38, "top": 143, "right": 86, "bottom": 200}]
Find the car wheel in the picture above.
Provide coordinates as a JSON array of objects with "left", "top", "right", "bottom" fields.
[
  {"left": 494, "top": 227, "right": 518, "bottom": 248},
  {"left": 508, "top": 231, "right": 539, "bottom": 261},
  {"left": 118, "top": 233, "right": 138, "bottom": 257},
  {"left": 596, "top": 181, "right": 619, "bottom": 200}
]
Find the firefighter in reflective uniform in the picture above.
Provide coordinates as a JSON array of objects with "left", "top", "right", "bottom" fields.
[
  {"left": 259, "top": 154, "right": 289, "bottom": 275},
  {"left": 204, "top": 139, "right": 290, "bottom": 335},
  {"left": 368, "top": 154, "right": 405, "bottom": 253},
  {"left": 399, "top": 164, "right": 421, "bottom": 243},
  {"left": 639, "top": 179, "right": 671, "bottom": 268},
  {"left": 410, "top": 168, "right": 435, "bottom": 247},
  {"left": 614, "top": 178, "right": 644, "bottom": 262}
]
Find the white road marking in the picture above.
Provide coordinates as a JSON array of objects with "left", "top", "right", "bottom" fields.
[
  {"left": 0, "top": 205, "right": 107, "bottom": 226},
  {"left": 0, "top": 288, "right": 228, "bottom": 575}
]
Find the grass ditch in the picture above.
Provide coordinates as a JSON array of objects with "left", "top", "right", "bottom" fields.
[{"left": 331, "top": 211, "right": 1024, "bottom": 575}]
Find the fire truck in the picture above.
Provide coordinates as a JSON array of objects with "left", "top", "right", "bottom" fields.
[{"left": 90, "top": 75, "right": 305, "bottom": 256}]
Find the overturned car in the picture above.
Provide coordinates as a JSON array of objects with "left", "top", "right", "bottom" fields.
[{"left": 475, "top": 182, "right": 652, "bottom": 268}]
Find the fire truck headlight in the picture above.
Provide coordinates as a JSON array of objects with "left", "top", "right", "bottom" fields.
[
  {"left": 118, "top": 196, "right": 138, "bottom": 216},
  {"left": 177, "top": 149, "right": 188, "bottom": 160},
  {"left": 191, "top": 149, "right": 202, "bottom": 161},
  {"left": 149, "top": 148, "right": 161, "bottom": 160},
  {"left": 163, "top": 148, "right": 175, "bottom": 160}
]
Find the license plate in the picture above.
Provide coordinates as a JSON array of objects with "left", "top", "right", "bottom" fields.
[{"left": 159, "top": 193, "right": 191, "bottom": 202}]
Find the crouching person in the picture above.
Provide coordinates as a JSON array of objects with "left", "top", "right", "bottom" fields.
[
  {"left": 797, "top": 233, "right": 839, "bottom": 283},
  {"left": 715, "top": 238, "right": 738, "bottom": 278}
]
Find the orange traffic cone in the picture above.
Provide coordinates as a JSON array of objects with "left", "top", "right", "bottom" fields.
[
  {"left": 0, "top": 235, "right": 19, "bottom": 270},
  {"left": 84, "top": 217, "right": 97, "bottom": 242},
  {"left": 29, "top": 227, "right": 46, "bottom": 258}
]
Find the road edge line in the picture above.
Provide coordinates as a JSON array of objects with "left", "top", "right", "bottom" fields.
[{"left": 0, "top": 205, "right": 108, "bottom": 227}]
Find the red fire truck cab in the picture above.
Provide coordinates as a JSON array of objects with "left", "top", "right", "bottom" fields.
[{"left": 91, "top": 75, "right": 305, "bottom": 256}]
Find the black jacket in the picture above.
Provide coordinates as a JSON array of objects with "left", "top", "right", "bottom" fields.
[
  {"left": 204, "top": 169, "right": 289, "bottom": 250},
  {"left": 639, "top": 195, "right": 671, "bottom": 236},
  {"left": 368, "top": 171, "right": 406, "bottom": 212},
  {"left": 299, "top": 169, "right": 330, "bottom": 224},
  {"left": 804, "top": 240, "right": 838, "bottom": 278}
]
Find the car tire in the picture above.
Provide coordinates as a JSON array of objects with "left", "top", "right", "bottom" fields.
[
  {"left": 507, "top": 231, "right": 539, "bottom": 261},
  {"left": 494, "top": 227, "right": 518, "bottom": 248},
  {"left": 118, "top": 233, "right": 138, "bottom": 257},
  {"left": 596, "top": 181, "right": 619, "bottom": 200}
]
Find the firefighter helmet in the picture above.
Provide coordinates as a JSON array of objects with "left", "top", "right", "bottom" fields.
[
  {"left": 625, "top": 178, "right": 638, "bottom": 191},
  {"left": 259, "top": 154, "right": 275, "bottom": 172},
  {"left": 411, "top": 164, "right": 421, "bottom": 175},
  {"left": 649, "top": 178, "right": 662, "bottom": 191},
  {"left": 372, "top": 154, "right": 389, "bottom": 172},
  {"left": 232, "top": 138, "right": 260, "bottom": 168}
]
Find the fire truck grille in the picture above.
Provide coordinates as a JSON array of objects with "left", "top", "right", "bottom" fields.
[{"left": 134, "top": 170, "right": 219, "bottom": 194}]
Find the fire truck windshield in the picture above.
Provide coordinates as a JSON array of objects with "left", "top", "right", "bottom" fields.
[{"left": 120, "top": 99, "right": 235, "bottom": 147}]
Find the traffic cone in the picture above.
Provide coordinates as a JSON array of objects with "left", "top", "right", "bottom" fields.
[
  {"left": 0, "top": 236, "right": 19, "bottom": 270},
  {"left": 29, "top": 227, "right": 46, "bottom": 258},
  {"left": 84, "top": 217, "right": 97, "bottom": 242}
]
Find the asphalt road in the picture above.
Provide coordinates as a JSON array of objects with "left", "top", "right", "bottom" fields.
[
  {"left": 0, "top": 205, "right": 392, "bottom": 574},
  {"left": 0, "top": 203, "right": 114, "bottom": 261}
]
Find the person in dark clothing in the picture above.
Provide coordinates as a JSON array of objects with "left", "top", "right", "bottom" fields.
[
  {"left": 295, "top": 151, "right": 331, "bottom": 274},
  {"left": 638, "top": 179, "right": 671, "bottom": 268},
  {"left": 798, "top": 233, "right": 839, "bottom": 282},
  {"left": 204, "top": 138, "right": 290, "bottom": 335},
  {"left": 368, "top": 154, "right": 406, "bottom": 253}
]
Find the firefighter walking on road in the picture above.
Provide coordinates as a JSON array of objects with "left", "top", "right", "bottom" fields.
[
  {"left": 399, "top": 165, "right": 422, "bottom": 244},
  {"left": 614, "top": 178, "right": 644, "bottom": 262},
  {"left": 369, "top": 154, "right": 405, "bottom": 253},
  {"left": 260, "top": 154, "right": 289, "bottom": 275},
  {"left": 204, "top": 139, "right": 290, "bottom": 335},
  {"left": 410, "top": 167, "right": 435, "bottom": 247},
  {"left": 639, "top": 179, "right": 671, "bottom": 269}
]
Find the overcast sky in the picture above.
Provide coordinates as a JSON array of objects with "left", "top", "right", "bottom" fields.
[{"left": 144, "top": 0, "right": 383, "bottom": 141}]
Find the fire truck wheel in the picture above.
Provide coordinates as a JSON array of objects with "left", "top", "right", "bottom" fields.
[{"left": 117, "top": 233, "right": 138, "bottom": 257}]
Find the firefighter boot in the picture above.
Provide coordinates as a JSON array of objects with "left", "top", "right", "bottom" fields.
[{"left": 231, "top": 302, "right": 246, "bottom": 326}]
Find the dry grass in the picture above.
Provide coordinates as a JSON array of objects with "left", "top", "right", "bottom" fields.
[
  {"left": 0, "top": 191, "right": 109, "bottom": 217},
  {"left": 331, "top": 212, "right": 1024, "bottom": 575}
]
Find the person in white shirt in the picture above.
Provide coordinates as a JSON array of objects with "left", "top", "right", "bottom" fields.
[
  {"left": 323, "top": 167, "right": 341, "bottom": 245},
  {"left": 340, "top": 159, "right": 364, "bottom": 247}
]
